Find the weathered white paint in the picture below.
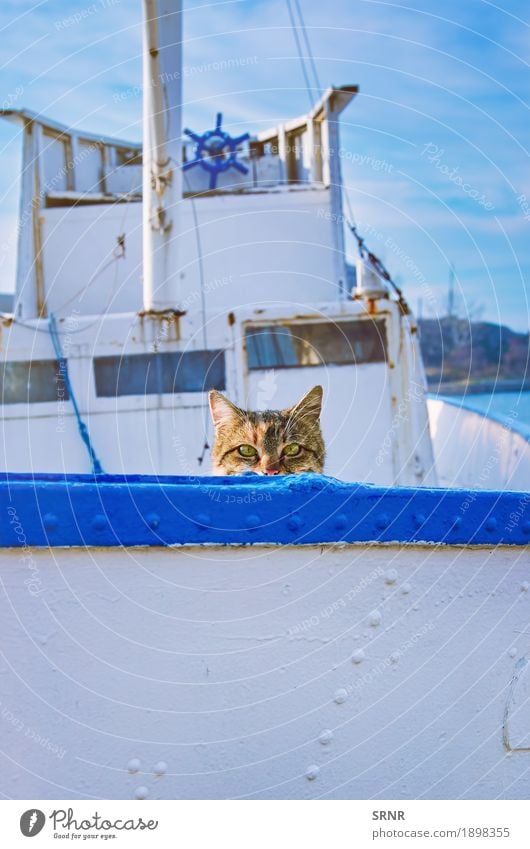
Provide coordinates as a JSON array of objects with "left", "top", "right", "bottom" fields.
[
  {"left": 397, "top": 318, "right": 437, "bottom": 486},
  {"left": 9, "top": 87, "right": 518, "bottom": 495},
  {"left": 1, "top": 542, "right": 528, "bottom": 799},
  {"left": 428, "top": 398, "right": 530, "bottom": 492}
]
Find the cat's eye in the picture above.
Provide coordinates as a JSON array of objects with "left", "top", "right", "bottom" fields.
[
  {"left": 283, "top": 443, "right": 301, "bottom": 457},
  {"left": 238, "top": 444, "right": 258, "bottom": 458}
]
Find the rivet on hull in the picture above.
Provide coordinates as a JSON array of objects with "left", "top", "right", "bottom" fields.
[{"left": 305, "top": 765, "right": 319, "bottom": 780}]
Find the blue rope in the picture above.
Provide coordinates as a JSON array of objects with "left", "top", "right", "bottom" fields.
[{"left": 48, "top": 313, "right": 104, "bottom": 475}]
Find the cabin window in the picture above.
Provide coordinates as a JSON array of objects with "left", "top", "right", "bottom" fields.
[
  {"left": 1, "top": 360, "right": 69, "bottom": 404},
  {"left": 116, "top": 147, "right": 142, "bottom": 166},
  {"left": 246, "top": 320, "right": 387, "bottom": 370},
  {"left": 94, "top": 350, "right": 226, "bottom": 397}
]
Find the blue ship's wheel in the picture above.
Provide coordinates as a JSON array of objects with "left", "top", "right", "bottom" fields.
[{"left": 183, "top": 113, "right": 250, "bottom": 190}]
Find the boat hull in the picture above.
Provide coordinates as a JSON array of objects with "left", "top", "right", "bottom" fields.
[{"left": 428, "top": 397, "right": 530, "bottom": 491}]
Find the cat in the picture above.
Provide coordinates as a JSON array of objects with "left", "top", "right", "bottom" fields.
[{"left": 208, "top": 385, "right": 325, "bottom": 475}]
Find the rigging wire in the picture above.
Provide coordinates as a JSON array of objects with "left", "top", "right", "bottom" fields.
[
  {"left": 285, "top": 0, "right": 315, "bottom": 109},
  {"left": 292, "top": 0, "right": 322, "bottom": 96},
  {"left": 48, "top": 312, "right": 104, "bottom": 475},
  {"left": 343, "top": 186, "right": 357, "bottom": 228}
]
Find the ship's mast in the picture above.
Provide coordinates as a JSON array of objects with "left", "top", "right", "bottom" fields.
[{"left": 142, "top": 0, "right": 183, "bottom": 312}]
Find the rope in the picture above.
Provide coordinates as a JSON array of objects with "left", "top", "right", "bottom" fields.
[{"left": 48, "top": 312, "right": 104, "bottom": 475}]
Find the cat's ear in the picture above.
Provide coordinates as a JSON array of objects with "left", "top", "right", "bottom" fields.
[
  {"left": 208, "top": 391, "right": 243, "bottom": 427},
  {"left": 286, "top": 385, "right": 323, "bottom": 422}
]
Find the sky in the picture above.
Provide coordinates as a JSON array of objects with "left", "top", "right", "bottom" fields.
[{"left": 0, "top": 0, "right": 529, "bottom": 330}]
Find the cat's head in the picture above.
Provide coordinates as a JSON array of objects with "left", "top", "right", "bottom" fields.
[{"left": 208, "top": 386, "right": 325, "bottom": 475}]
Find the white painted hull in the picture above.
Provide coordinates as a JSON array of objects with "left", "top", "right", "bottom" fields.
[{"left": 1, "top": 0, "right": 528, "bottom": 806}]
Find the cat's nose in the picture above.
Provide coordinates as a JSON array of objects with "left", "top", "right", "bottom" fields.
[{"left": 264, "top": 467, "right": 280, "bottom": 476}]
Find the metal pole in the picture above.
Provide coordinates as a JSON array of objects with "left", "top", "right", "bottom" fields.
[
  {"left": 142, "top": 0, "right": 183, "bottom": 312},
  {"left": 448, "top": 262, "right": 455, "bottom": 318}
]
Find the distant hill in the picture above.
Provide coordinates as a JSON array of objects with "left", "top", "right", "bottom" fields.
[{"left": 417, "top": 317, "right": 530, "bottom": 392}]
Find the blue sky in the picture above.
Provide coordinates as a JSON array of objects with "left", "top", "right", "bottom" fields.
[{"left": 0, "top": 0, "right": 529, "bottom": 330}]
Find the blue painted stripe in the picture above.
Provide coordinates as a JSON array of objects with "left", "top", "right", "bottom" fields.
[{"left": 1, "top": 473, "right": 529, "bottom": 548}]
